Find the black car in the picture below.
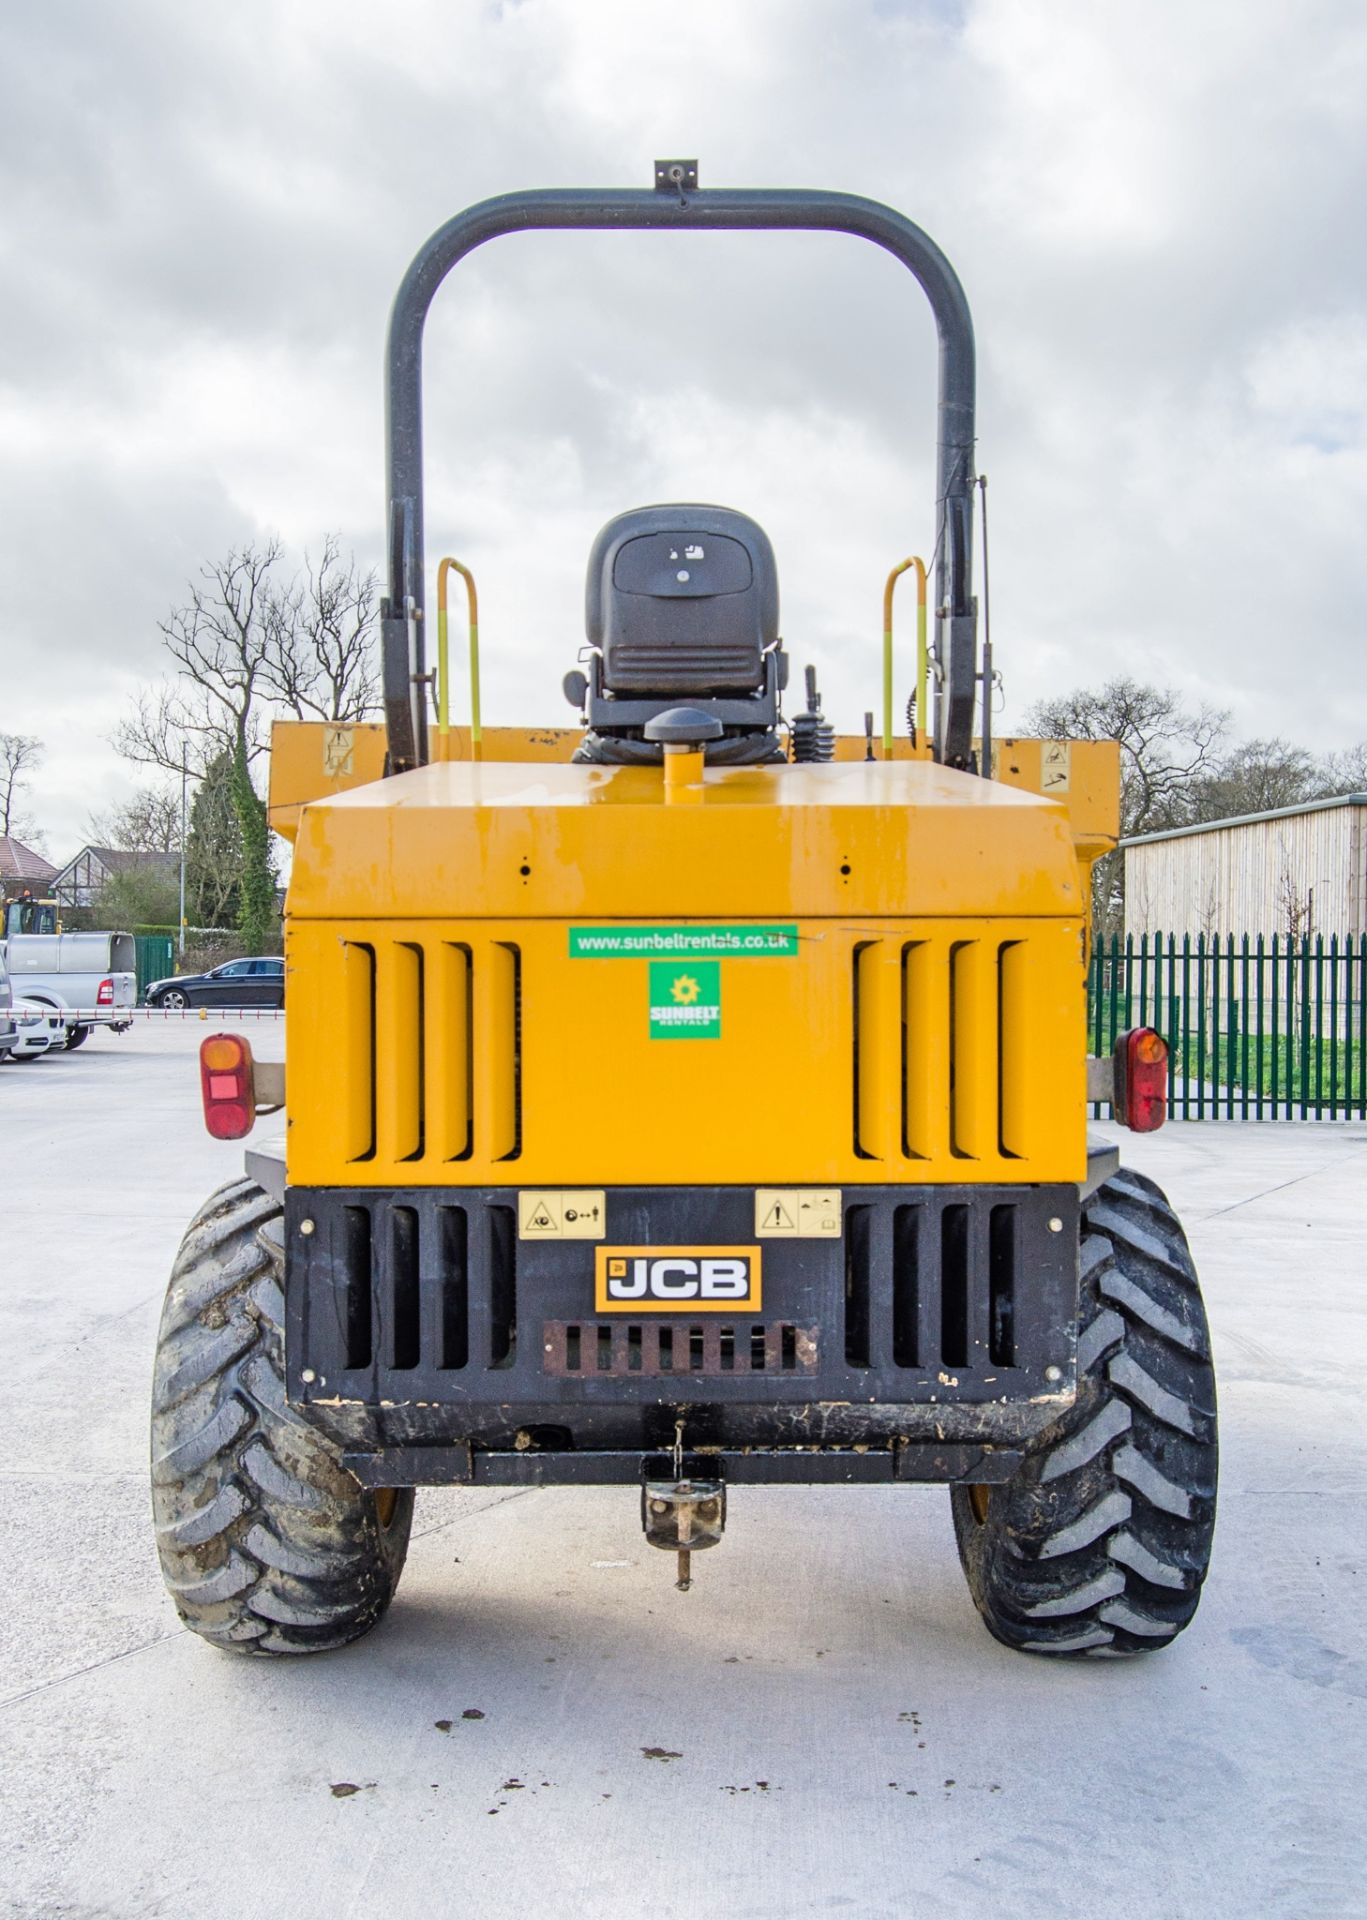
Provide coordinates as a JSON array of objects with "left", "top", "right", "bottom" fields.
[{"left": 145, "top": 957, "right": 285, "bottom": 1010}]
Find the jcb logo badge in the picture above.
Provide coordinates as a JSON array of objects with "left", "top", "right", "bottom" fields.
[{"left": 594, "top": 1246, "right": 762, "bottom": 1313}]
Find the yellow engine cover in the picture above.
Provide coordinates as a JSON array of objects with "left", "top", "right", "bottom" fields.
[{"left": 284, "top": 758, "right": 1089, "bottom": 1188}]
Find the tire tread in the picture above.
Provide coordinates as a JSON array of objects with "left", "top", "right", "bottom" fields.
[
  {"left": 950, "top": 1169, "right": 1217, "bottom": 1658},
  {"left": 150, "top": 1178, "right": 413, "bottom": 1656}
]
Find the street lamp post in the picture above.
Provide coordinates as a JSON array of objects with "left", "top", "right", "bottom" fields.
[{"left": 178, "top": 748, "right": 187, "bottom": 959}]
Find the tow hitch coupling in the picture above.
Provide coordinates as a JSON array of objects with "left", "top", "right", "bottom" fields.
[
  {"left": 641, "top": 1426, "right": 726, "bottom": 1591},
  {"left": 641, "top": 1477, "right": 726, "bottom": 1591}
]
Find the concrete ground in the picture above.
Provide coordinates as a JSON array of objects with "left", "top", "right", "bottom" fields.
[{"left": 1, "top": 1020, "right": 1363, "bottom": 1920}]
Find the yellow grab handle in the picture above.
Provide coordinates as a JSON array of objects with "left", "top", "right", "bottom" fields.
[
  {"left": 882, "top": 556, "right": 927, "bottom": 755},
  {"left": 436, "top": 556, "right": 480, "bottom": 757}
]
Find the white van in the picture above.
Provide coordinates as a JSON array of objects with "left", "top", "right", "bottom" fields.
[{"left": 0, "top": 930, "right": 137, "bottom": 1050}]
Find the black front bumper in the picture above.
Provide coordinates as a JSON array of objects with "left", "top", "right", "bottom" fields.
[{"left": 284, "top": 1183, "right": 1080, "bottom": 1483}]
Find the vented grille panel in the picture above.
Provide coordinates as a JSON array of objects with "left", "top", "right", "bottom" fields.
[
  {"left": 854, "top": 934, "right": 1068, "bottom": 1172},
  {"left": 543, "top": 1320, "right": 818, "bottom": 1377},
  {"left": 327, "top": 1200, "right": 475, "bottom": 1376},
  {"left": 844, "top": 1196, "right": 1024, "bottom": 1374},
  {"left": 338, "top": 939, "right": 516, "bottom": 1168}
]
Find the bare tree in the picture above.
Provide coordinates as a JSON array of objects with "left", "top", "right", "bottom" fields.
[
  {"left": 114, "top": 541, "right": 282, "bottom": 778},
  {"left": 113, "top": 541, "right": 285, "bottom": 952},
  {"left": 114, "top": 535, "right": 381, "bottom": 777},
  {"left": 114, "top": 683, "right": 236, "bottom": 782},
  {"left": 1278, "top": 874, "right": 1313, "bottom": 942},
  {"left": 260, "top": 535, "right": 381, "bottom": 722},
  {"left": 113, "top": 535, "right": 379, "bottom": 955},
  {"left": 1276, "top": 842, "right": 1314, "bottom": 943},
  {"left": 1026, "top": 678, "right": 1227, "bottom": 940},
  {"left": 1192, "top": 738, "right": 1322, "bottom": 821},
  {"left": 1317, "top": 741, "right": 1367, "bottom": 795},
  {"left": 1197, "top": 878, "right": 1222, "bottom": 943},
  {"left": 1150, "top": 735, "right": 1367, "bottom": 823},
  {"left": 1025, "top": 677, "right": 1228, "bottom": 837},
  {"left": 86, "top": 785, "right": 182, "bottom": 854},
  {"left": 0, "top": 731, "right": 44, "bottom": 839}
]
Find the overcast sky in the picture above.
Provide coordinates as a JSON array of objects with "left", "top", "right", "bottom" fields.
[{"left": 3, "top": 0, "right": 1366, "bottom": 856}]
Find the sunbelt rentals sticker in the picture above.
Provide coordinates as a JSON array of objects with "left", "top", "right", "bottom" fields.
[
  {"left": 649, "top": 960, "right": 721, "bottom": 1040},
  {"left": 567, "top": 924, "right": 797, "bottom": 1045}
]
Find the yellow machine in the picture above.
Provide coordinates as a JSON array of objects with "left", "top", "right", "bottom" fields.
[{"left": 150, "top": 164, "right": 1217, "bottom": 1661}]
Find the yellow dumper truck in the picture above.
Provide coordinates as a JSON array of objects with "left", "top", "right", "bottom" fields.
[{"left": 151, "top": 166, "right": 1216, "bottom": 1659}]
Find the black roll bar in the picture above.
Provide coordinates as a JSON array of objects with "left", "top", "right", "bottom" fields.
[{"left": 382, "top": 167, "right": 978, "bottom": 771}]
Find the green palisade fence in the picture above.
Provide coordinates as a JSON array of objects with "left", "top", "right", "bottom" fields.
[
  {"left": 1088, "top": 933, "right": 1367, "bottom": 1121},
  {"left": 133, "top": 935, "right": 175, "bottom": 999}
]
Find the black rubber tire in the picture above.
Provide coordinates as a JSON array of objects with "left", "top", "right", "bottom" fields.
[
  {"left": 951, "top": 1166, "right": 1217, "bottom": 1656},
  {"left": 150, "top": 1177, "right": 414, "bottom": 1655},
  {"left": 64, "top": 1025, "right": 90, "bottom": 1050}
]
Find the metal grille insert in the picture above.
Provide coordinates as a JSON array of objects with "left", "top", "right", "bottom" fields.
[{"left": 543, "top": 1320, "right": 817, "bottom": 1377}]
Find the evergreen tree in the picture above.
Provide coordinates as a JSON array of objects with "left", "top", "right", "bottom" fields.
[
  {"left": 185, "top": 752, "right": 244, "bottom": 929},
  {"left": 230, "top": 744, "right": 277, "bottom": 953}
]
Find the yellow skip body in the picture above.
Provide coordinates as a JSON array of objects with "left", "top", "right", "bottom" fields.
[{"left": 281, "top": 750, "right": 1110, "bottom": 1190}]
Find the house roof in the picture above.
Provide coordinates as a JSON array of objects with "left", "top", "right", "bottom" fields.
[
  {"left": 1122, "top": 791, "right": 1367, "bottom": 849},
  {"left": 51, "top": 844, "right": 178, "bottom": 883},
  {"left": 0, "top": 835, "right": 57, "bottom": 883}
]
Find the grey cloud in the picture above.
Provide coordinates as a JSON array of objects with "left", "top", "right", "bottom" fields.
[{"left": 4, "top": 0, "right": 1367, "bottom": 855}]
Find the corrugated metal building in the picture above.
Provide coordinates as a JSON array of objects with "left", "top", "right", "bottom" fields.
[{"left": 1124, "top": 794, "right": 1367, "bottom": 938}]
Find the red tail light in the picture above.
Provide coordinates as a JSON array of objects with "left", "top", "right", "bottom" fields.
[
  {"left": 1113, "top": 1027, "right": 1168, "bottom": 1132},
  {"left": 200, "top": 1033, "right": 256, "bottom": 1140},
  {"left": 97, "top": 977, "right": 114, "bottom": 1006}
]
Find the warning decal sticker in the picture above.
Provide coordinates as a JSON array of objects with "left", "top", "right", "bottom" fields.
[
  {"left": 754, "top": 1189, "right": 843, "bottom": 1239},
  {"left": 1041, "top": 740, "right": 1071, "bottom": 793},
  {"left": 517, "top": 1191, "right": 606, "bottom": 1240}
]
